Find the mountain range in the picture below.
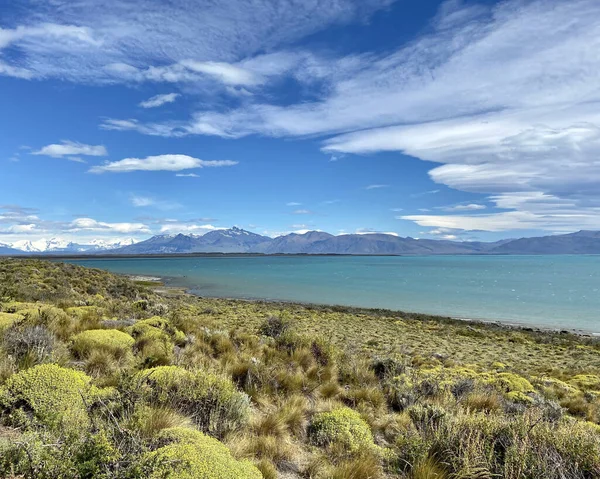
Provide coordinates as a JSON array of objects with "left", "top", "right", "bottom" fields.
[
  {"left": 2, "top": 228, "right": 600, "bottom": 256},
  {"left": 0, "top": 227, "right": 600, "bottom": 255},
  {"left": 1, "top": 238, "right": 137, "bottom": 254}
]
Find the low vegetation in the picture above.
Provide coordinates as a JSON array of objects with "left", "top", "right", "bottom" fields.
[{"left": 0, "top": 258, "right": 600, "bottom": 478}]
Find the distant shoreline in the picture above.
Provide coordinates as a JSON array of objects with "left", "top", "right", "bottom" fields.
[
  {"left": 122, "top": 273, "right": 600, "bottom": 339},
  {"left": 6, "top": 251, "right": 600, "bottom": 259}
]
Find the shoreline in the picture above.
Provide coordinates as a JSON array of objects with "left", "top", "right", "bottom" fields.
[{"left": 126, "top": 273, "right": 599, "bottom": 339}]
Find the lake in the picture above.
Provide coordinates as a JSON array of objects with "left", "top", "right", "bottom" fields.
[{"left": 63, "top": 255, "right": 600, "bottom": 332}]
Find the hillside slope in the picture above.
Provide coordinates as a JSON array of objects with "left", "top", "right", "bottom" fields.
[{"left": 1, "top": 259, "right": 600, "bottom": 478}]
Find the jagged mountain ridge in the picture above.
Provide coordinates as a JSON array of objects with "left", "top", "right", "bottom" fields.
[
  {"left": 3, "top": 228, "right": 600, "bottom": 255},
  {"left": 108, "top": 228, "right": 600, "bottom": 255}
]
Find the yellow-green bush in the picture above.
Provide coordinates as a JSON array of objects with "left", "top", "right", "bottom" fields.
[
  {"left": 129, "top": 316, "right": 186, "bottom": 345},
  {"left": 569, "top": 374, "right": 600, "bottom": 391},
  {"left": 132, "top": 366, "right": 250, "bottom": 437},
  {"left": 71, "top": 329, "right": 135, "bottom": 358},
  {"left": 0, "top": 312, "right": 21, "bottom": 332},
  {"left": 0, "top": 363, "right": 102, "bottom": 432},
  {"left": 309, "top": 407, "right": 374, "bottom": 452},
  {"left": 142, "top": 427, "right": 262, "bottom": 479}
]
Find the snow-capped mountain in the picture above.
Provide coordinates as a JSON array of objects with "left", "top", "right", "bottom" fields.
[{"left": 8, "top": 237, "right": 138, "bottom": 254}]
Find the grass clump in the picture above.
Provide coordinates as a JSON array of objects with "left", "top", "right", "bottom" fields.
[{"left": 132, "top": 365, "right": 250, "bottom": 437}]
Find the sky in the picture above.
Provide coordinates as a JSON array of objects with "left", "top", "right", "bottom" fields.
[{"left": 2, "top": 0, "right": 600, "bottom": 245}]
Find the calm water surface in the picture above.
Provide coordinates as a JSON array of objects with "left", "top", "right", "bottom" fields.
[{"left": 63, "top": 255, "right": 600, "bottom": 332}]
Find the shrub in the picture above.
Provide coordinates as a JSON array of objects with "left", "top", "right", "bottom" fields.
[
  {"left": 0, "top": 428, "right": 118, "bottom": 479},
  {"left": 569, "top": 374, "right": 600, "bottom": 391},
  {"left": 132, "top": 366, "right": 250, "bottom": 437},
  {"left": 2, "top": 324, "right": 55, "bottom": 366},
  {"left": 372, "top": 356, "right": 406, "bottom": 380},
  {"left": 487, "top": 372, "right": 534, "bottom": 395},
  {"left": 309, "top": 407, "right": 374, "bottom": 453},
  {"left": 71, "top": 329, "right": 135, "bottom": 359},
  {"left": 141, "top": 427, "right": 262, "bottom": 479},
  {"left": 259, "top": 315, "right": 292, "bottom": 338},
  {"left": 0, "top": 363, "right": 100, "bottom": 432},
  {"left": 407, "top": 404, "right": 447, "bottom": 435},
  {"left": 0, "top": 312, "right": 21, "bottom": 332},
  {"left": 129, "top": 317, "right": 186, "bottom": 345}
]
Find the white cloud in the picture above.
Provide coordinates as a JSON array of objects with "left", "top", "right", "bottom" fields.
[
  {"left": 158, "top": 223, "right": 224, "bottom": 234},
  {"left": 89, "top": 154, "right": 238, "bottom": 173},
  {"left": 139, "top": 93, "right": 180, "bottom": 108},
  {"left": 100, "top": 0, "right": 600, "bottom": 233},
  {"left": 69, "top": 217, "right": 151, "bottom": 234},
  {"left": 0, "top": 0, "right": 392, "bottom": 81},
  {"left": 441, "top": 203, "right": 486, "bottom": 211},
  {"left": 130, "top": 195, "right": 155, "bottom": 207},
  {"left": 292, "top": 209, "right": 312, "bottom": 215},
  {"left": 0, "top": 23, "right": 100, "bottom": 50},
  {"left": 365, "top": 184, "right": 389, "bottom": 190},
  {"left": 33, "top": 141, "right": 107, "bottom": 158},
  {"left": 5, "top": 224, "right": 40, "bottom": 233},
  {"left": 175, "top": 173, "right": 200, "bottom": 177},
  {"left": 355, "top": 228, "right": 399, "bottom": 236},
  {"left": 286, "top": 202, "right": 302, "bottom": 206}
]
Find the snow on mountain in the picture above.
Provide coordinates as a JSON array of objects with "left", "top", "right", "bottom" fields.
[{"left": 9, "top": 237, "right": 139, "bottom": 253}]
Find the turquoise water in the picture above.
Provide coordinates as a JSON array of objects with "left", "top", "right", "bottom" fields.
[{"left": 63, "top": 255, "right": 600, "bottom": 332}]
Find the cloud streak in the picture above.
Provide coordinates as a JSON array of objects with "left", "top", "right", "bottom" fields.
[
  {"left": 89, "top": 154, "right": 238, "bottom": 173},
  {"left": 0, "top": 0, "right": 393, "bottom": 82},
  {"left": 33, "top": 141, "right": 107, "bottom": 159},
  {"left": 139, "top": 93, "right": 180, "bottom": 108},
  {"left": 102, "top": 0, "right": 600, "bottom": 233}
]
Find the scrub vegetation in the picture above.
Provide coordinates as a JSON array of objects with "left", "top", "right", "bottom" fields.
[{"left": 1, "top": 258, "right": 600, "bottom": 478}]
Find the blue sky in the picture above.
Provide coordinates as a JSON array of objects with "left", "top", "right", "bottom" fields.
[{"left": 1, "top": 0, "right": 600, "bottom": 245}]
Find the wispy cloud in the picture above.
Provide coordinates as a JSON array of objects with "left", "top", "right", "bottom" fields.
[
  {"left": 130, "top": 194, "right": 181, "bottom": 210},
  {"left": 69, "top": 217, "right": 151, "bottom": 234},
  {"left": 440, "top": 203, "right": 486, "bottom": 212},
  {"left": 0, "top": 0, "right": 393, "bottom": 82},
  {"left": 292, "top": 209, "right": 312, "bottom": 215},
  {"left": 158, "top": 223, "right": 224, "bottom": 234},
  {"left": 175, "top": 173, "right": 200, "bottom": 177},
  {"left": 130, "top": 195, "right": 155, "bottom": 207},
  {"left": 89, "top": 154, "right": 238, "bottom": 173},
  {"left": 139, "top": 93, "right": 180, "bottom": 108},
  {"left": 286, "top": 202, "right": 302, "bottom": 206},
  {"left": 95, "top": 0, "right": 600, "bottom": 233},
  {"left": 365, "top": 184, "right": 389, "bottom": 190},
  {"left": 33, "top": 141, "right": 107, "bottom": 159},
  {"left": 410, "top": 190, "right": 439, "bottom": 198},
  {"left": 355, "top": 228, "right": 399, "bottom": 236}
]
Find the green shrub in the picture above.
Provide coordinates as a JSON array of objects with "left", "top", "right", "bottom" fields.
[
  {"left": 71, "top": 329, "right": 135, "bottom": 358},
  {"left": 259, "top": 315, "right": 292, "bottom": 338},
  {"left": 0, "top": 428, "right": 118, "bottom": 478},
  {"left": 129, "top": 317, "right": 186, "bottom": 345},
  {"left": 132, "top": 366, "right": 250, "bottom": 437},
  {"left": 141, "top": 427, "right": 262, "bottom": 479},
  {"left": 408, "top": 404, "right": 447, "bottom": 435},
  {"left": 0, "top": 312, "right": 21, "bottom": 332},
  {"left": 309, "top": 407, "right": 374, "bottom": 452},
  {"left": 0, "top": 363, "right": 103, "bottom": 433},
  {"left": 569, "top": 374, "right": 600, "bottom": 391}
]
